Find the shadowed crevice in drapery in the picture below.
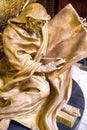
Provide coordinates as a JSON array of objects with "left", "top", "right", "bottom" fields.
[{"left": 37, "top": 68, "right": 72, "bottom": 130}]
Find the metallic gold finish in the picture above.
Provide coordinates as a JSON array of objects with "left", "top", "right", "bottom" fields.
[
  {"left": 0, "top": 0, "right": 35, "bottom": 30},
  {"left": 0, "top": 3, "right": 87, "bottom": 130}
]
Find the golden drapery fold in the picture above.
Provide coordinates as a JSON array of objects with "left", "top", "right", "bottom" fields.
[
  {"left": 0, "top": 3, "right": 87, "bottom": 130},
  {"left": 46, "top": 4, "right": 87, "bottom": 77}
]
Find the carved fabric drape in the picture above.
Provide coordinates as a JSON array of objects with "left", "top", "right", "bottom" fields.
[{"left": 0, "top": 3, "right": 87, "bottom": 130}]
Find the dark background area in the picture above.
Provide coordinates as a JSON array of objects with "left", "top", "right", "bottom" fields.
[{"left": 37, "top": 0, "right": 87, "bottom": 18}]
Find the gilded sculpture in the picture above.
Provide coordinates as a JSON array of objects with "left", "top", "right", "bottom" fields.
[{"left": 0, "top": 1, "right": 87, "bottom": 130}]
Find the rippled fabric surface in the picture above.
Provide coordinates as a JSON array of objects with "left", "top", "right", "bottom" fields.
[{"left": 0, "top": 3, "right": 87, "bottom": 130}]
